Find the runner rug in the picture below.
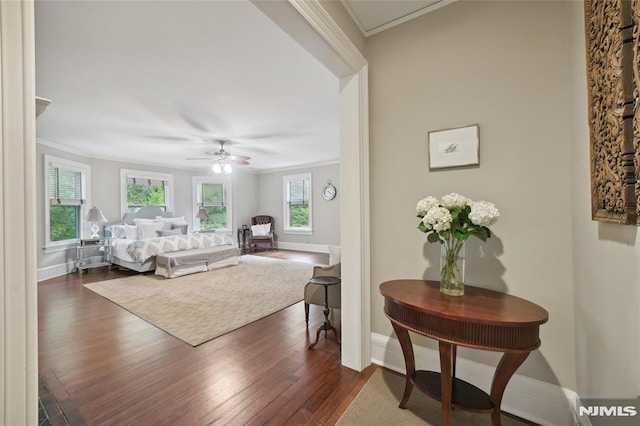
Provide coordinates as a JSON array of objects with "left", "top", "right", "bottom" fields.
[
  {"left": 84, "top": 255, "right": 313, "bottom": 346},
  {"left": 337, "top": 368, "right": 531, "bottom": 425}
]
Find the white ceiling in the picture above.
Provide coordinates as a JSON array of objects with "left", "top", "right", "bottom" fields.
[
  {"left": 35, "top": 1, "right": 453, "bottom": 172},
  {"left": 343, "top": 0, "right": 454, "bottom": 36}
]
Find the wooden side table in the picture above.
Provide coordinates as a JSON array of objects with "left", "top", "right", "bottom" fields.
[
  {"left": 307, "top": 276, "right": 341, "bottom": 349},
  {"left": 380, "top": 279, "right": 548, "bottom": 426}
]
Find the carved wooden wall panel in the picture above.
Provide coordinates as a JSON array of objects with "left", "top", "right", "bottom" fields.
[
  {"left": 634, "top": 0, "right": 640, "bottom": 222},
  {"left": 585, "top": 0, "right": 639, "bottom": 224}
]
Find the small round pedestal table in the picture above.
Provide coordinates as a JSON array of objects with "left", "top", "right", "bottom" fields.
[{"left": 307, "top": 276, "right": 341, "bottom": 349}]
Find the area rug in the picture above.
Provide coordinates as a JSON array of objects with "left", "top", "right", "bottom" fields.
[
  {"left": 84, "top": 255, "right": 313, "bottom": 346},
  {"left": 337, "top": 368, "right": 531, "bottom": 425}
]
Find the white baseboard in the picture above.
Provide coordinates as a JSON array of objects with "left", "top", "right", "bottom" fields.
[
  {"left": 37, "top": 261, "right": 75, "bottom": 282},
  {"left": 370, "top": 332, "right": 577, "bottom": 426},
  {"left": 274, "top": 241, "right": 329, "bottom": 253}
]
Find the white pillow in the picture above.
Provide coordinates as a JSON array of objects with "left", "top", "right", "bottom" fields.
[
  {"left": 106, "top": 225, "right": 126, "bottom": 239},
  {"left": 251, "top": 223, "right": 271, "bottom": 237},
  {"left": 124, "top": 224, "right": 139, "bottom": 240},
  {"left": 137, "top": 222, "right": 165, "bottom": 240},
  {"left": 155, "top": 216, "right": 188, "bottom": 230},
  {"left": 156, "top": 216, "right": 187, "bottom": 224},
  {"left": 328, "top": 245, "right": 341, "bottom": 265},
  {"left": 133, "top": 218, "right": 156, "bottom": 226}
]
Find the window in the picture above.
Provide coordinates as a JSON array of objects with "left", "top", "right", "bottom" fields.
[
  {"left": 283, "top": 173, "right": 312, "bottom": 234},
  {"left": 120, "top": 169, "right": 173, "bottom": 216},
  {"left": 193, "top": 176, "right": 232, "bottom": 232},
  {"left": 44, "top": 155, "right": 91, "bottom": 248}
]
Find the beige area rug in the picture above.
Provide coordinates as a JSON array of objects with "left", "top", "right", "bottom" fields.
[
  {"left": 337, "top": 368, "right": 532, "bottom": 426},
  {"left": 84, "top": 255, "right": 313, "bottom": 346}
]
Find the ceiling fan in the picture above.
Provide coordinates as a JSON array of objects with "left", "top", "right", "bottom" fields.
[{"left": 186, "top": 140, "right": 250, "bottom": 173}]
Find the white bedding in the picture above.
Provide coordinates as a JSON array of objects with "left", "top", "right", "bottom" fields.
[
  {"left": 112, "top": 239, "right": 137, "bottom": 263},
  {"left": 118, "top": 233, "right": 235, "bottom": 264}
]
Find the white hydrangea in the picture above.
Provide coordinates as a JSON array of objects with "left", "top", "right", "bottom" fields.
[
  {"left": 440, "top": 193, "right": 470, "bottom": 210},
  {"left": 416, "top": 196, "right": 439, "bottom": 216},
  {"left": 422, "top": 206, "right": 452, "bottom": 232},
  {"left": 469, "top": 201, "right": 500, "bottom": 227}
]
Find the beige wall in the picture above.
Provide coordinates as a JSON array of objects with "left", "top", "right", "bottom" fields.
[
  {"left": 366, "top": 1, "right": 577, "bottom": 389},
  {"left": 568, "top": 2, "right": 640, "bottom": 398}
]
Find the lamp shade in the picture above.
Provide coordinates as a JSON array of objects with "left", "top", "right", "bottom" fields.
[
  {"left": 195, "top": 207, "right": 210, "bottom": 220},
  {"left": 86, "top": 206, "right": 107, "bottom": 239},
  {"left": 86, "top": 206, "right": 107, "bottom": 222}
]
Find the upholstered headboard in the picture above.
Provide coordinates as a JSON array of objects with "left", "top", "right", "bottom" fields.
[{"left": 120, "top": 206, "right": 174, "bottom": 225}]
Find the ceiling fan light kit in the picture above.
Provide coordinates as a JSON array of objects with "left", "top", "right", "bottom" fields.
[{"left": 188, "top": 140, "right": 250, "bottom": 174}]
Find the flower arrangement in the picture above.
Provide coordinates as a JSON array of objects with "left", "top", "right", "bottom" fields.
[{"left": 416, "top": 193, "right": 500, "bottom": 295}]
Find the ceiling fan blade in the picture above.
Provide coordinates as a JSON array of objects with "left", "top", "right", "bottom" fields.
[
  {"left": 228, "top": 154, "right": 251, "bottom": 161},
  {"left": 185, "top": 157, "right": 214, "bottom": 160},
  {"left": 151, "top": 135, "right": 193, "bottom": 141},
  {"left": 229, "top": 159, "right": 250, "bottom": 165}
]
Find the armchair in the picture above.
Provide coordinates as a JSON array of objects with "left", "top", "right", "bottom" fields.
[
  {"left": 304, "top": 262, "right": 341, "bottom": 326},
  {"left": 249, "top": 215, "right": 274, "bottom": 252}
]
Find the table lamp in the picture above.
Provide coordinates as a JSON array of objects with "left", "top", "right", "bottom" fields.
[
  {"left": 195, "top": 207, "right": 210, "bottom": 220},
  {"left": 86, "top": 206, "right": 107, "bottom": 239}
]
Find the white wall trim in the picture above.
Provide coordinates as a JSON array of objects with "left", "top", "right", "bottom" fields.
[
  {"left": 341, "top": 0, "right": 458, "bottom": 38},
  {"left": 256, "top": 159, "right": 340, "bottom": 175},
  {"left": 371, "top": 333, "right": 577, "bottom": 426},
  {"left": 37, "top": 261, "right": 76, "bottom": 282},
  {"left": 286, "top": 0, "right": 370, "bottom": 372},
  {"left": 1, "top": 1, "right": 39, "bottom": 423},
  {"left": 288, "top": 0, "right": 366, "bottom": 71},
  {"left": 274, "top": 241, "right": 329, "bottom": 253}
]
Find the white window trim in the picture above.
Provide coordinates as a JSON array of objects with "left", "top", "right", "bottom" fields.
[
  {"left": 192, "top": 176, "right": 233, "bottom": 233},
  {"left": 44, "top": 155, "right": 91, "bottom": 251},
  {"left": 120, "top": 169, "right": 174, "bottom": 217},
  {"left": 283, "top": 172, "right": 312, "bottom": 235}
]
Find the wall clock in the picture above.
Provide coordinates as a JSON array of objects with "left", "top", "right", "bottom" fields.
[{"left": 322, "top": 182, "right": 337, "bottom": 201}]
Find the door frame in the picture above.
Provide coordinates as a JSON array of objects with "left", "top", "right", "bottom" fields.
[{"left": 0, "top": 1, "right": 371, "bottom": 423}]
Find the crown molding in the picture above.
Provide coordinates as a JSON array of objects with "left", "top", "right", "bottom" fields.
[
  {"left": 341, "top": 0, "right": 457, "bottom": 37},
  {"left": 288, "top": 0, "right": 366, "bottom": 72},
  {"left": 255, "top": 159, "right": 339, "bottom": 175}
]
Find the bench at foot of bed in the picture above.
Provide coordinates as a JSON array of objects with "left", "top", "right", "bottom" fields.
[{"left": 155, "top": 246, "right": 240, "bottom": 278}]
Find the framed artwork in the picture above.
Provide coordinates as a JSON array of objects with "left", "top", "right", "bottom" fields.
[{"left": 428, "top": 124, "right": 479, "bottom": 170}]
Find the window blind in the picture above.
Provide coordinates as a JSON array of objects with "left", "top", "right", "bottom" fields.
[
  {"left": 288, "top": 180, "right": 308, "bottom": 205},
  {"left": 201, "top": 182, "right": 225, "bottom": 206},
  {"left": 126, "top": 177, "right": 167, "bottom": 187},
  {"left": 49, "top": 167, "right": 84, "bottom": 205}
]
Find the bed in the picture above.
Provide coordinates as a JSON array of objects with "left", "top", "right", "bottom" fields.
[{"left": 105, "top": 206, "right": 239, "bottom": 276}]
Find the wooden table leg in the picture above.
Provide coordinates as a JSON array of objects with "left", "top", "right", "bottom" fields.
[
  {"left": 489, "top": 351, "right": 530, "bottom": 426},
  {"left": 391, "top": 321, "right": 415, "bottom": 408},
  {"left": 439, "top": 341, "right": 454, "bottom": 426}
]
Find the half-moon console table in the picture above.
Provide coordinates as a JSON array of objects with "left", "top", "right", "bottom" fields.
[{"left": 380, "top": 279, "right": 548, "bottom": 426}]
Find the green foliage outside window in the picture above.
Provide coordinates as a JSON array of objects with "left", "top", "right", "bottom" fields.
[
  {"left": 288, "top": 177, "right": 309, "bottom": 228},
  {"left": 50, "top": 205, "right": 78, "bottom": 241},
  {"left": 200, "top": 183, "right": 227, "bottom": 229},
  {"left": 200, "top": 206, "right": 227, "bottom": 230},
  {"left": 127, "top": 184, "right": 166, "bottom": 211},
  {"left": 290, "top": 204, "right": 309, "bottom": 227},
  {"left": 203, "top": 183, "right": 223, "bottom": 204}
]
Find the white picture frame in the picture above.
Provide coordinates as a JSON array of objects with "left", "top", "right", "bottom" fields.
[{"left": 428, "top": 124, "right": 480, "bottom": 170}]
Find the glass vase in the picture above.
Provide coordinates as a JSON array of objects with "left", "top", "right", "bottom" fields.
[{"left": 440, "top": 238, "right": 465, "bottom": 296}]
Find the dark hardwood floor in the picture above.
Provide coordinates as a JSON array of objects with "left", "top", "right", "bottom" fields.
[{"left": 38, "top": 250, "right": 375, "bottom": 425}]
